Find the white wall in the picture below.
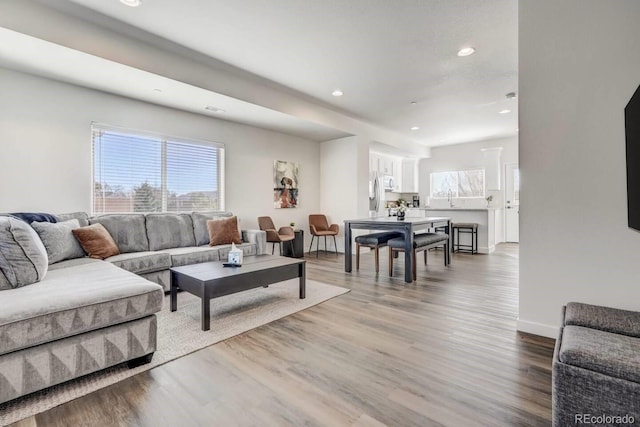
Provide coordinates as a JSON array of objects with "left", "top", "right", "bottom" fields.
[
  {"left": 418, "top": 136, "right": 518, "bottom": 210},
  {"left": 0, "top": 68, "right": 321, "bottom": 244},
  {"left": 319, "top": 136, "right": 370, "bottom": 253},
  {"left": 519, "top": 0, "right": 640, "bottom": 337}
]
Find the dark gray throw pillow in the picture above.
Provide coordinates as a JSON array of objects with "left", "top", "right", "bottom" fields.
[
  {"left": 31, "top": 219, "right": 86, "bottom": 264},
  {"left": 0, "top": 216, "right": 49, "bottom": 289}
]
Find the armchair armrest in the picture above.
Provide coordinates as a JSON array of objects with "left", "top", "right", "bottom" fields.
[
  {"left": 309, "top": 224, "right": 319, "bottom": 235},
  {"left": 329, "top": 224, "right": 339, "bottom": 233},
  {"left": 241, "top": 229, "right": 268, "bottom": 255}
]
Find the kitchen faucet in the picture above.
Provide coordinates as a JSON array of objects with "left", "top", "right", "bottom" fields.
[{"left": 448, "top": 190, "right": 455, "bottom": 208}]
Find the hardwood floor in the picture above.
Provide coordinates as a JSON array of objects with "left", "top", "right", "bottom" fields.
[{"left": 13, "top": 244, "right": 555, "bottom": 427}]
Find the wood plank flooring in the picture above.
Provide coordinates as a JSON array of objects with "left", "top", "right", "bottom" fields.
[{"left": 12, "top": 243, "right": 555, "bottom": 427}]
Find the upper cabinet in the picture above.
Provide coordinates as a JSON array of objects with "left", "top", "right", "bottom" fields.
[
  {"left": 370, "top": 151, "right": 419, "bottom": 193},
  {"left": 401, "top": 159, "right": 418, "bottom": 193}
]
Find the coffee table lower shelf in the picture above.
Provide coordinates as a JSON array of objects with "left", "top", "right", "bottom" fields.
[{"left": 170, "top": 255, "right": 306, "bottom": 331}]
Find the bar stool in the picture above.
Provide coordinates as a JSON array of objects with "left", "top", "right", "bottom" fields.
[
  {"left": 355, "top": 232, "right": 402, "bottom": 273},
  {"left": 388, "top": 232, "right": 450, "bottom": 281},
  {"left": 452, "top": 222, "right": 478, "bottom": 254}
]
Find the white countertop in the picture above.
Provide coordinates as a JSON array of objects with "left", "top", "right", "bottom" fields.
[{"left": 408, "top": 207, "right": 496, "bottom": 211}]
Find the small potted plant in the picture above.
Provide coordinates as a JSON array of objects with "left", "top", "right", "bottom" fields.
[
  {"left": 397, "top": 201, "right": 407, "bottom": 220},
  {"left": 486, "top": 195, "right": 493, "bottom": 208}
]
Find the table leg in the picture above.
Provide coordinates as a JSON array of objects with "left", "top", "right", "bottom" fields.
[
  {"left": 170, "top": 272, "right": 178, "bottom": 312},
  {"left": 446, "top": 220, "right": 452, "bottom": 265},
  {"left": 344, "top": 224, "right": 353, "bottom": 272},
  {"left": 201, "top": 296, "right": 210, "bottom": 331},
  {"left": 299, "top": 262, "right": 306, "bottom": 299},
  {"left": 403, "top": 227, "right": 413, "bottom": 283}
]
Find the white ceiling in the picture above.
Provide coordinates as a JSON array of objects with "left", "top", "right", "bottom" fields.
[{"left": 65, "top": 0, "right": 518, "bottom": 147}]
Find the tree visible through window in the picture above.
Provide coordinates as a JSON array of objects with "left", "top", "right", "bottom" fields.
[
  {"left": 430, "top": 169, "right": 485, "bottom": 198},
  {"left": 92, "top": 124, "right": 225, "bottom": 214}
]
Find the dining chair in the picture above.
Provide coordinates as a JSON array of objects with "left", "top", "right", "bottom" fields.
[
  {"left": 308, "top": 214, "right": 339, "bottom": 257},
  {"left": 257, "top": 216, "right": 295, "bottom": 255}
]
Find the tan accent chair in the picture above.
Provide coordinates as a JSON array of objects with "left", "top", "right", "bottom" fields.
[
  {"left": 257, "top": 216, "right": 295, "bottom": 255},
  {"left": 308, "top": 214, "right": 339, "bottom": 257}
]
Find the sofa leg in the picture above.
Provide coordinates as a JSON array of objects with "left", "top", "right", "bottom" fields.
[{"left": 127, "top": 352, "right": 154, "bottom": 369}]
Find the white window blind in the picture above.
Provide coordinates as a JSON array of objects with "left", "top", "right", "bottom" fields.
[
  {"left": 92, "top": 124, "right": 225, "bottom": 214},
  {"left": 430, "top": 169, "right": 485, "bottom": 198}
]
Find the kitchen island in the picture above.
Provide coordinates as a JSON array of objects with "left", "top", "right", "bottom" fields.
[{"left": 407, "top": 208, "right": 498, "bottom": 253}]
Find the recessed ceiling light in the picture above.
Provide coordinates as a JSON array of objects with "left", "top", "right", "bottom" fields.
[
  {"left": 506, "top": 92, "right": 517, "bottom": 100},
  {"left": 332, "top": 89, "right": 343, "bottom": 97},
  {"left": 153, "top": 88, "right": 162, "bottom": 92},
  {"left": 120, "top": 0, "right": 142, "bottom": 7},
  {"left": 205, "top": 106, "right": 225, "bottom": 113},
  {"left": 457, "top": 47, "right": 476, "bottom": 57},
  {"left": 410, "top": 101, "right": 417, "bottom": 105},
  {"left": 499, "top": 109, "right": 511, "bottom": 114},
  {"left": 411, "top": 126, "right": 420, "bottom": 131}
]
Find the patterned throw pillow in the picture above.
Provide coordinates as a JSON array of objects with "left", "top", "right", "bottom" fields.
[
  {"left": 31, "top": 219, "right": 86, "bottom": 264},
  {"left": 207, "top": 216, "right": 242, "bottom": 246},
  {"left": 0, "top": 216, "right": 49, "bottom": 289}
]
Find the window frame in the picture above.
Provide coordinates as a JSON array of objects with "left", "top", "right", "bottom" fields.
[
  {"left": 430, "top": 169, "right": 486, "bottom": 199},
  {"left": 91, "top": 123, "right": 225, "bottom": 215}
]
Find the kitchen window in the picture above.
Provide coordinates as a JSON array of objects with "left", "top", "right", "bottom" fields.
[
  {"left": 430, "top": 169, "right": 485, "bottom": 198},
  {"left": 92, "top": 124, "right": 225, "bottom": 214}
]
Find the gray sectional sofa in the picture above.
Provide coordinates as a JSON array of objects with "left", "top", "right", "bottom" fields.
[
  {"left": 553, "top": 302, "right": 640, "bottom": 426},
  {"left": 0, "top": 211, "right": 267, "bottom": 404}
]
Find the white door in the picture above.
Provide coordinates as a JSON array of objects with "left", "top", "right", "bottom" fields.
[{"left": 505, "top": 163, "right": 520, "bottom": 242}]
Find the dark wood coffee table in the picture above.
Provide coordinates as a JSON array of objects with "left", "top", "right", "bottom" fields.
[{"left": 170, "top": 255, "right": 306, "bottom": 331}]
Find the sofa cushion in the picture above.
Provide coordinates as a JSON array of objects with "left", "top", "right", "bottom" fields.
[
  {"left": 72, "top": 223, "right": 120, "bottom": 260},
  {"left": 559, "top": 325, "right": 640, "bottom": 384},
  {"left": 90, "top": 214, "right": 149, "bottom": 253},
  {"left": 31, "top": 219, "right": 86, "bottom": 264},
  {"left": 0, "top": 261, "right": 163, "bottom": 356},
  {"left": 0, "top": 216, "right": 48, "bottom": 289},
  {"left": 145, "top": 213, "right": 196, "bottom": 251},
  {"left": 191, "top": 211, "right": 233, "bottom": 246},
  {"left": 106, "top": 251, "right": 171, "bottom": 275},
  {"left": 57, "top": 212, "right": 90, "bottom": 227},
  {"left": 217, "top": 242, "right": 258, "bottom": 259},
  {"left": 162, "top": 246, "right": 221, "bottom": 267},
  {"left": 565, "top": 302, "right": 640, "bottom": 338},
  {"left": 48, "top": 257, "right": 103, "bottom": 271},
  {"left": 207, "top": 216, "right": 241, "bottom": 246}
]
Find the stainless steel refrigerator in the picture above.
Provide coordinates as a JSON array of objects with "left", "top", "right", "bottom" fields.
[{"left": 368, "top": 171, "right": 385, "bottom": 217}]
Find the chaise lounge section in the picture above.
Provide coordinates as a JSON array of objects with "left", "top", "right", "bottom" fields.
[{"left": 0, "top": 211, "right": 267, "bottom": 404}]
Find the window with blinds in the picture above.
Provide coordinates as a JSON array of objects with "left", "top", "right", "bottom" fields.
[{"left": 92, "top": 124, "right": 225, "bottom": 215}]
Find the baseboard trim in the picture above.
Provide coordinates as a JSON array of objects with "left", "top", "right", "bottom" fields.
[{"left": 516, "top": 319, "right": 558, "bottom": 339}]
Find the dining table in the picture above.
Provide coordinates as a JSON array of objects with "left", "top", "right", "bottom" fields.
[{"left": 344, "top": 216, "right": 452, "bottom": 283}]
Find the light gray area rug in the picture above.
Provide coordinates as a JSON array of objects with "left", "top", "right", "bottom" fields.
[{"left": 0, "top": 279, "right": 348, "bottom": 426}]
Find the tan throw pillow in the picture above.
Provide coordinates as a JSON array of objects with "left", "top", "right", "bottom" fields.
[
  {"left": 72, "top": 223, "right": 120, "bottom": 259},
  {"left": 207, "top": 216, "right": 242, "bottom": 246}
]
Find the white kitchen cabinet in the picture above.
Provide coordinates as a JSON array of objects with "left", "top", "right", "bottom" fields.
[
  {"left": 370, "top": 152, "right": 381, "bottom": 173},
  {"left": 401, "top": 159, "right": 417, "bottom": 193},
  {"left": 392, "top": 159, "right": 402, "bottom": 191},
  {"left": 381, "top": 157, "right": 394, "bottom": 175}
]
